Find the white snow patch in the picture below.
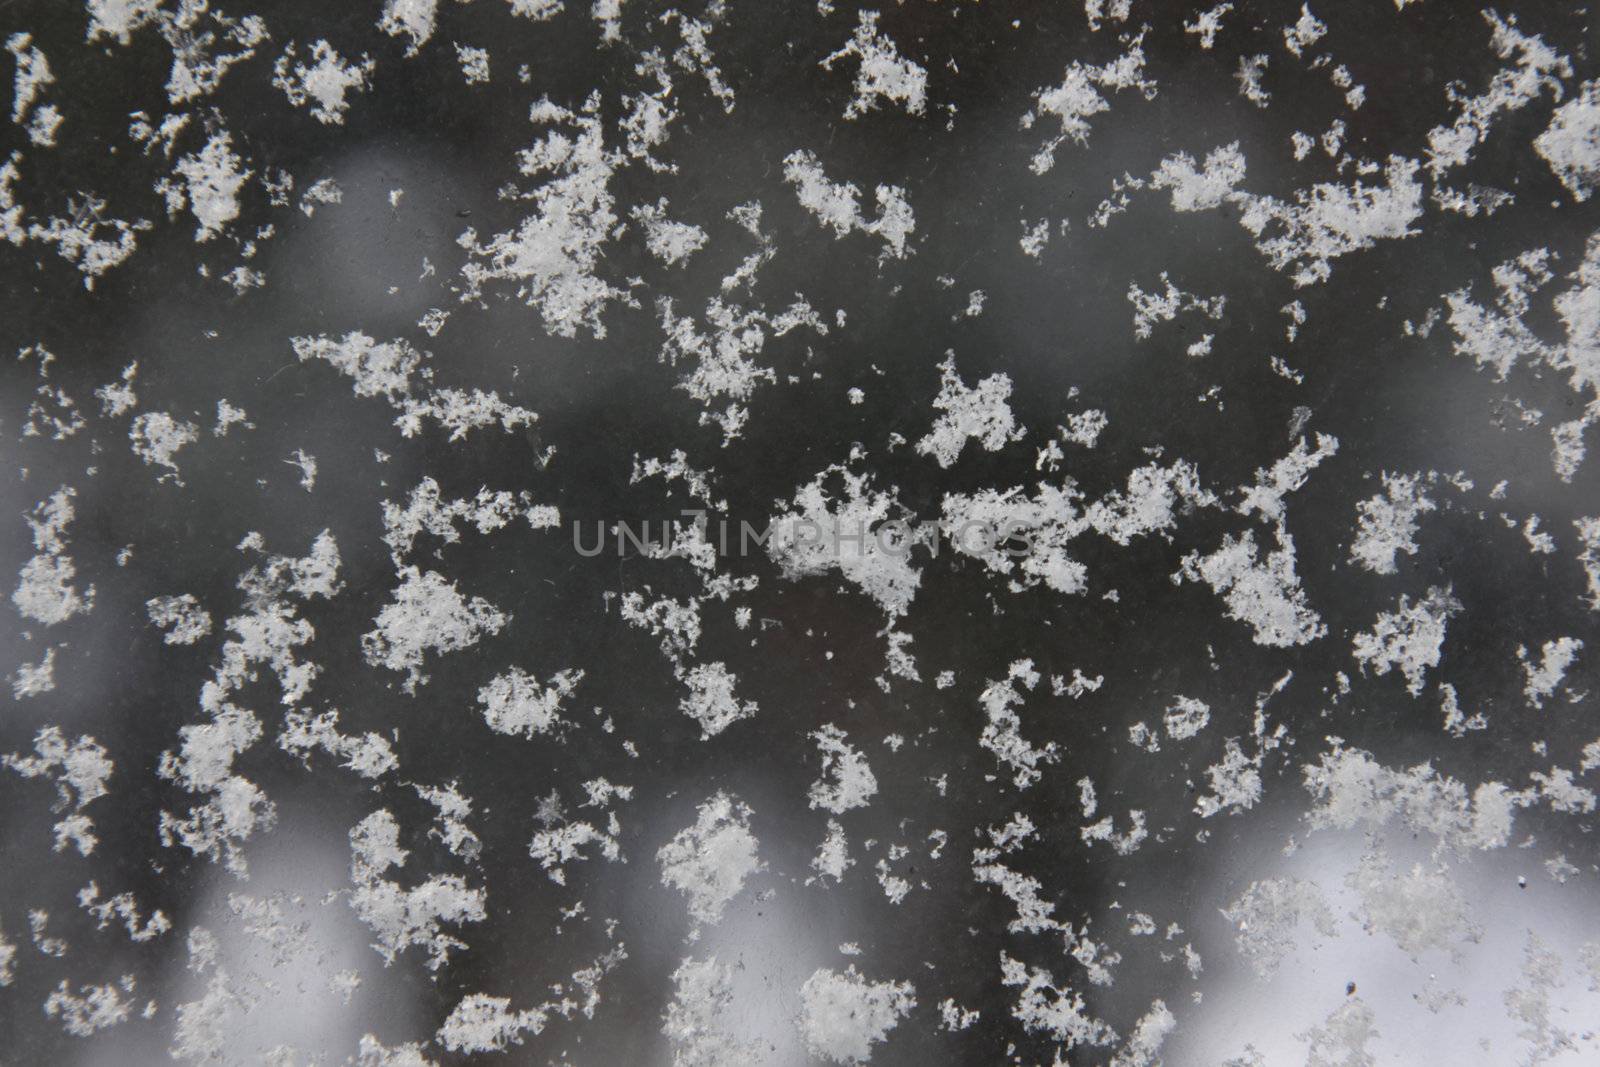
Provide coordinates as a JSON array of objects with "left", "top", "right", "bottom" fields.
[
  {"left": 1535, "top": 78, "right": 1600, "bottom": 202},
  {"left": 13, "top": 487, "right": 94, "bottom": 626},
  {"left": 146, "top": 594, "right": 213, "bottom": 645},
  {"left": 783, "top": 149, "right": 915, "bottom": 260},
  {"left": 5, "top": 727, "right": 112, "bottom": 856},
  {"left": 663, "top": 956, "right": 761, "bottom": 1065},
  {"left": 808, "top": 724, "right": 878, "bottom": 813},
  {"left": 379, "top": 0, "right": 437, "bottom": 55},
  {"left": 796, "top": 966, "right": 915, "bottom": 1064},
  {"left": 1351, "top": 586, "right": 1461, "bottom": 696},
  {"left": 272, "top": 40, "right": 375, "bottom": 124},
  {"left": 130, "top": 411, "right": 199, "bottom": 481},
  {"left": 477, "top": 666, "right": 584, "bottom": 737},
  {"left": 820, "top": 11, "right": 928, "bottom": 119},
  {"left": 1518, "top": 636, "right": 1582, "bottom": 708},
  {"left": 361, "top": 566, "right": 509, "bottom": 693},
  {"left": 1022, "top": 34, "right": 1155, "bottom": 173},
  {"left": 1222, "top": 878, "right": 1337, "bottom": 977},
  {"left": 915, "top": 353, "right": 1025, "bottom": 467},
  {"left": 657, "top": 792, "right": 762, "bottom": 929},
  {"left": 348, "top": 809, "right": 485, "bottom": 969},
  {"left": 1349, "top": 472, "right": 1436, "bottom": 574},
  {"left": 1176, "top": 525, "right": 1324, "bottom": 647}
]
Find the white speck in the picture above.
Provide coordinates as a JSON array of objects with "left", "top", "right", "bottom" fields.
[
  {"left": 78, "top": 882, "right": 171, "bottom": 942},
  {"left": 592, "top": 0, "right": 623, "bottom": 43},
  {"left": 529, "top": 813, "right": 623, "bottom": 884},
  {"left": 5, "top": 727, "right": 112, "bottom": 856},
  {"left": 6, "top": 33, "right": 59, "bottom": 146},
  {"left": 1281, "top": 4, "right": 1327, "bottom": 57},
  {"left": 44, "top": 977, "right": 135, "bottom": 1036},
  {"left": 213, "top": 399, "right": 251, "bottom": 435},
  {"left": 1111, "top": 1001, "right": 1176, "bottom": 1067},
  {"left": 1522, "top": 514, "right": 1557, "bottom": 554},
  {"left": 1176, "top": 525, "right": 1325, "bottom": 647},
  {"left": 1575, "top": 517, "right": 1600, "bottom": 609},
  {"left": 294, "top": 331, "right": 536, "bottom": 440},
  {"left": 298, "top": 177, "right": 342, "bottom": 217},
  {"left": 279, "top": 709, "right": 398, "bottom": 779},
  {"left": 1020, "top": 218, "right": 1050, "bottom": 257},
  {"left": 85, "top": 0, "right": 163, "bottom": 46},
  {"left": 27, "top": 194, "right": 150, "bottom": 289},
  {"left": 507, "top": 0, "right": 563, "bottom": 18},
  {"left": 632, "top": 199, "right": 707, "bottom": 266},
  {"left": 11, "top": 645, "right": 56, "bottom": 698},
  {"left": 455, "top": 44, "right": 490, "bottom": 84},
  {"left": 767, "top": 463, "right": 922, "bottom": 617},
  {"left": 1426, "top": 12, "right": 1570, "bottom": 179},
  {"left": 1150, "top": 142, "right": 1246, "bottom": 212},
  {"left": 938, "top": 998, "right": 979, "bottom": 1031},
  {"left": 810, "top": 818, "right": 854, "bottom": 884},
  {"left": 979, "top": 659, "right": 1057, "bottom": 789},
  {"left": 1236, "top": 54, "right": 1270, "bottom": 107},
  {"left": 1184, "top": 3, "right": 1232, "bottom": 49},
  {"left": 1194, "top": 738, "right": 1262, "bottom": 818},
  {"left": 1000, "top": 953, "right": 1116, "bottom": 1050},
  {"left": 95, "top": 362, "right": 138, "bottom": 416},
  {"left": 286, "top": 449, "right": 317, "bottom": 490},
  {"left": 1439, "top": 682, "right": 1488, "bottom": 737},
  {"left": 1301, "top": 743, "right": 1514, "bottom": 850},
  {"left": 458, "top": 97, "right": 627, "bottom": 337},
  {"left": 1223, "top": 878, "right": 1336, "bottom": 977},
  {"left": 1126, "top": 273, "right": 1224, "bottom": 341}
]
